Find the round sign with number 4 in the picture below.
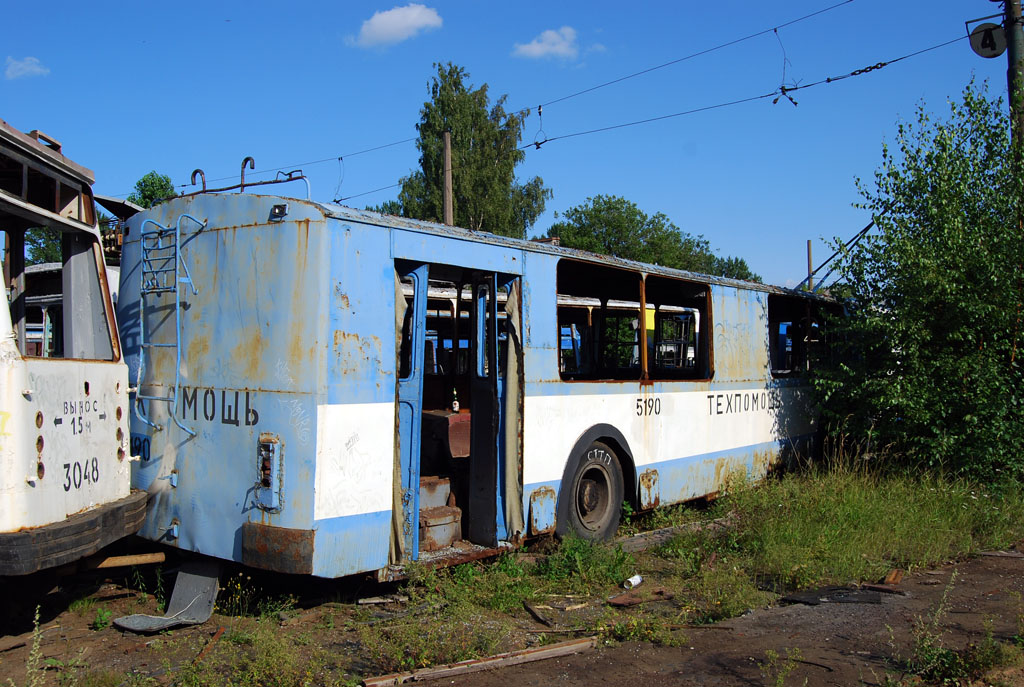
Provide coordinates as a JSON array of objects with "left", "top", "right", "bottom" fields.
[{"left": 970, "top": 22, "right": 1006, "bottom": 59}]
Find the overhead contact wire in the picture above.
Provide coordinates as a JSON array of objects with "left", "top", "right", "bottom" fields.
[{"left": 534, "top": 0, "right": 855, "bottom": 109}]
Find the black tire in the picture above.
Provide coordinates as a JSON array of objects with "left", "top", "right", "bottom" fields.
[{"left": 559, "top": 440, "right": 624, "bottom": 541}]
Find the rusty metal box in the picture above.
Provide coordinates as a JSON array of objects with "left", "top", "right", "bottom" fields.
[{"left": 419, "top": 505, "right": 461, "bottom": 552}]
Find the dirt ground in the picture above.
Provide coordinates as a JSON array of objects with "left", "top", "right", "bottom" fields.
[
  {"left": 455, "top": 553, "right": 1024, "bottom": 687},
  {"left": 2, "top": 546, "right": 1023, "bottom": 686}
]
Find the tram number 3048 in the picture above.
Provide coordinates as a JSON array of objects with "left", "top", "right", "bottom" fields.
[{"left": 63, "top": 458, "right": 100, "bottom": 492}]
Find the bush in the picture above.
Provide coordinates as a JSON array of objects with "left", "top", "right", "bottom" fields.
[{"left": 815, "top": 82, "right": 1024, "bottom": 482}]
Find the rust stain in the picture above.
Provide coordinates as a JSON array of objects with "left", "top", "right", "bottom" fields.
[
  {"left": 529, "top": 486, "right": 557, "bottom": 535},
  {"left": 333, "top": 331, "right": 383, "bottom": 370},
  {"left": 240, "top": 521, "right": 313, "bottom": 575},
  {"left": 751, "top": 449, "right": 775, "bottom": 479},
  {"left": 295, "top": 218, "right": 310, "bottom": 272},
  {"left": 283, "top": 221, "right": 316, "bottom": 369},
  {"left": 638, "top": 469, "right": 660, "bottom": 510},
  {"left": 711, "top": 455, "right": 748, "bottom": 494},
  {"left": 288, "top": 330, "right": 314, "bottom": 368},
  {"left": 339, "top": 293, "right": 350, "bottom": 309},
  {"left": 190, "top": 333, "right": 210, "bottom": 370},
  {"left": 232, "top": 329, "right": 265, "bottom": 378}
]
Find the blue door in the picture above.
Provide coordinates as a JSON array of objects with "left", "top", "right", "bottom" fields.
[{"left": 395, "top": 261, "right": 428, "bottom": 560}]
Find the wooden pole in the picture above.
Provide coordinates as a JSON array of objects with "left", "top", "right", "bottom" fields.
[
  {"left": 806, "top": 240, "right": 813, "bottom": 291},
  {"left": 1006, "top": 0, "right": 1024, "bottom": 145},
  {"left": 443, "top": 131, "right": 453, "bottom": 225}
]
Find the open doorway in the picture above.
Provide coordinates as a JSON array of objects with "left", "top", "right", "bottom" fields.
[{"left": 393, "top": 261, "right": 523, "bottom": 564}]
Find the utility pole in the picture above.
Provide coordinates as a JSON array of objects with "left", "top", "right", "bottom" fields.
[
  {"left": 806, "top": 240, "right": 813, "bottom": 292},
  {"left": 443, "top": 131, "right": 453, "bottom": 225},
  {"left": 1006, "top": 0, "right": 1024, "bottom": 143}
]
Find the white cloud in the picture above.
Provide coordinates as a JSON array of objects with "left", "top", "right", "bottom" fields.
[
  {"left": 512, "top": 27, "right": 579, "bottom": 59},
  {"left": 5, "top": 56, "right": 49, "bottom": 80},
  {"left": 350, "top": 4, "right": 442, "bottom": 48}
]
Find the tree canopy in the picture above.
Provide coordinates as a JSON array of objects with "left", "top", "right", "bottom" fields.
[
  {"left": 25, "top": 227, "right": 61, "bottom": 265},
  {"left": 812, "top": 84, "right": 1024, "bottom": 482},
  {"left": 372, "top": 62, "right": 551, "bottom": 239},
  {"left": 128, "top": 171, "right": 176, "bottom": 208},
  {"left": 546, "top": 194, "right": 761, "bottom": 281}
]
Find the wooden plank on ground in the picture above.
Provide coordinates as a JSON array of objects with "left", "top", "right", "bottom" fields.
[{"left": 362, "top": 636, "right": 598, "bottom": 686}]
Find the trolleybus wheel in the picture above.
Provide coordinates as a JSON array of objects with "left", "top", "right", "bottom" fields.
[{"left": 560, "top": 440, "right": 624, "bottom": 541}]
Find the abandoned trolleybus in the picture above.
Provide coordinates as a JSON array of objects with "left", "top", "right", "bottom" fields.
[{"left": 118, "top": 191, "right": 828, "bottom": 579}]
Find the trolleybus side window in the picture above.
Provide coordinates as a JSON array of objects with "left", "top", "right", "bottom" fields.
[
  {"left": 555, "top": 260, "right": 712, "bottom": 381},
  {"left": 556, "top": 259, "right": 642, "bottom": 380},
  {"left": 645, "top": 275, "right": 711, "bottom": 380},
  {"left": 768, "top": 294, "right": 822, "bottom": 376}
]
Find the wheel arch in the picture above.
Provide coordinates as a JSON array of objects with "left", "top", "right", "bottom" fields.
[{"left": 554, "top": 423, "right": 637, "bottom": 535}]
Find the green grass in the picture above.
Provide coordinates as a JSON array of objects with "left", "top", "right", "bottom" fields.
[
  {"left": 533, "top": 536, "right": 634, "bottom": 593},
  {"left": 884, "top": 574, "right": 1024, "bottom": 685},
  {"left": 39, "top": 461, "right": 1024, "bottom": 686},
  {"left": 214, "top": 572, "right": 297, "bottom": 619},
  {"left": 175, "top": 620, "right": 347, "bottom": 687},
  {"left": 716, "top": 467, "right": 1024, "bottom": 589}
]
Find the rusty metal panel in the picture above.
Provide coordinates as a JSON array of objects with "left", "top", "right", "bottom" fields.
[
  {"left": 421, "top": 411, "right": 471, "bottom": 459},
  {"left": 528, "top": 486, "right": 557, "bottom": 535},
  {"left": 710, "top": 286, "right": 769, "bottom": 382},
  {"left": 419, "top": 505, "right": 461, "bottom": 552},
  {"left": 120, "top": 195, "right": 330, "bottom": 559},
  {"left": 419, "top": 475, "right": 452, "bottom": 510},
  {"left": 638, "top": 468, "right": 660, "bottom": 510},
  {"left": 447, "top": 413, "right": 471, "bottom": 458},
  {"left": 241, "top": 521, "right": 314, "bottom": 575}
]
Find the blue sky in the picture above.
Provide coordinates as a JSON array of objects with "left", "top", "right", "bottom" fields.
[{"left": 1, "top": 1, "right": 1009, "bottom": 287}]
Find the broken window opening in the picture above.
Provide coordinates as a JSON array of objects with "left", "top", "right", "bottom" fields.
[
  {"left": 555, "top": 260, "right": 711, "bottom": 381},
  {"left": 768, "top": 294, "right": 823, "bottom": 376}
]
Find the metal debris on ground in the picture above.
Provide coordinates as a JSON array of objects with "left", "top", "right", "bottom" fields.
[
  {"left": 883, "top": 569, "right": 905, "bottom": 585},
  {"left": 860, "top": 583, "right": 907, "bottom": 596},
  {"left": 357, "top": 595, "right": 409, "bottom": 606},
  {"left": 607, "top": 586, "right": 674, "bottom": 607},
  {"left": 522, "top": 601, "right": 553, "bottom": 627},
  {"left": 113, "top": 560, "right": 221, "bottom": 633}
]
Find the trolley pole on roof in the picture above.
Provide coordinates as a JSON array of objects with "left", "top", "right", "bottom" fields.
[{"left": 1006, "top": 0, "right": 1024, "bottom": 144}]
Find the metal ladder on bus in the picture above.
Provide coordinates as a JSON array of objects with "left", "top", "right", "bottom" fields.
[{"left": 135, "top": 213, "right": 206, "bottom": 436}]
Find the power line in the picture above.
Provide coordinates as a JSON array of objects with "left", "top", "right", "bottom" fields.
[
  {"left": 532, "top": 0, "right": 855, "bottom": 110},
  {"left": 178, "top": 137, "right": 417, "bottom": 188},
  {"left": 778, "top": 35, "right": 966, "bottom": 97},
  {"left": 337, "top": 34, "right": 967, "bottom": 204},
  {"left": 164, "top": 0, "right": 855, "bottom": 197},
  {"left": 524, "top": 93, "right": 777, "bottom": 149},
  {"left": 525, "top": 35, "right": 967, "bottom": 151},
  {"left": 338, "top": 181, "right": 404, "bottom": 202}
]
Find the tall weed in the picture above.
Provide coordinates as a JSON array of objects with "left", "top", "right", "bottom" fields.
[{"left": 720, "top": 466, "right": 1024, "bottom": 588}]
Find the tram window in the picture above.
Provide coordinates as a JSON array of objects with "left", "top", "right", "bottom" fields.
[{"left": 4, "top": 227, "right": 115, "bottom": 361}]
